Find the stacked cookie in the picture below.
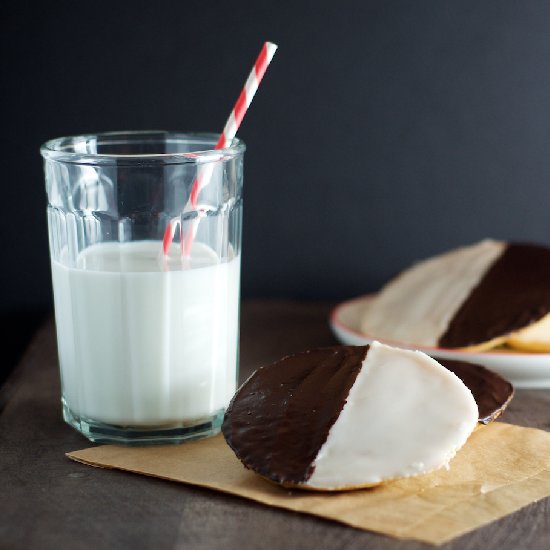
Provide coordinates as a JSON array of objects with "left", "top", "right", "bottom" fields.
[
  {"left": 360, "top": 240, "right": 550, "bottom": 352},
  {"left": 222, "top": 343, "right": 513, "bottom": 491}
]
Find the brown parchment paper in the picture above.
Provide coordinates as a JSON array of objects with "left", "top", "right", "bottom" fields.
[{"left": 67, "top": 422, "right": 550, "bottom": 545}]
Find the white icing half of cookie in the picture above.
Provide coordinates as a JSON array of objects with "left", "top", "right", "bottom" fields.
[
  {"left": 360, "top": 239, "right": 505, "bottom": 346},
  {"left": 305, "top": 342, "right": 478, "bottom": 490}
]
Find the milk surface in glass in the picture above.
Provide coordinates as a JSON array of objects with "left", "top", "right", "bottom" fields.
[{"left": 51, "top": 240, "right": 240, "bottom": 426}]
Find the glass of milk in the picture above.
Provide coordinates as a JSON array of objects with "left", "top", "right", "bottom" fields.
[{"left": 41, "top": 131, "right": 244, "bottom": 444}]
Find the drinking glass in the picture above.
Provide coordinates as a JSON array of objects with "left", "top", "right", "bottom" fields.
[{"left": 41, "top": 131, "right": 244, "bottom": 444}]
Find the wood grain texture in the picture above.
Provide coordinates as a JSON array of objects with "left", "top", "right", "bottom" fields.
[{"left": 1, "top": 301, "right": 550, "bottom": 550}]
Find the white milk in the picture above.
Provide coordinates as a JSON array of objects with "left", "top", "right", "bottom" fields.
[{"left": 51, "top": 241, "right": 240, "bottom": 426}]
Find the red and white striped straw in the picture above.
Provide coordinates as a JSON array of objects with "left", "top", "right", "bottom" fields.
[{"left": 163, "top": 41, "right": 278, "bottom": 256}]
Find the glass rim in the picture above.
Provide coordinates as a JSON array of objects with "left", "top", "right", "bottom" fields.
[{"left": 40, "top": 130, "right": 246, "bottom": 165}]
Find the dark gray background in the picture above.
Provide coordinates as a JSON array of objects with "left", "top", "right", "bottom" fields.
[{"left": 3, "top": 0, "right": 550, "bottom": 378}]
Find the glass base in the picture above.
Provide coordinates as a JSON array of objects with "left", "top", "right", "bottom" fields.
[{"left": 62, "top": 401, "right": 224, "bottom": 445}]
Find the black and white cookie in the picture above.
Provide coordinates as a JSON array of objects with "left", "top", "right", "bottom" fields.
[
  {"left": 360, "top": 240, "right": 550, "bottom": 351},
  {"left": 222, "top": 343, "right": 479, "bottom": 491}
]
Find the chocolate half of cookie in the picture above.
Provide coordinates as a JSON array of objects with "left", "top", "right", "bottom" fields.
[
  {"left": 439, "top": 359, "right": 514, "bottom": 424},
  {"left": 222, "top": 343, "right": 480, "bottom": 491},
  {"left": 439, "top": 243, "right": 550, "bottom": 349}
]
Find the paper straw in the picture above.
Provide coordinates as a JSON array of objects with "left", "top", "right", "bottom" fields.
[{"left": 163, "top": 41, "right": 278, "bottom": 256}]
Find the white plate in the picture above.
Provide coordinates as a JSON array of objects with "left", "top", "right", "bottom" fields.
[{"left": 330, "top": 295, "right": 550, "bottom": 389}]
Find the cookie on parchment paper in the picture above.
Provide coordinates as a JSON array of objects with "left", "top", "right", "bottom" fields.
[{"left": 222, "top": 343, "right": 480, "bottom": 491}]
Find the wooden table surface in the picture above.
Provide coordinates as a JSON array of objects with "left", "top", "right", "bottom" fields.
[{"left": 1, "top": 301, "right": 550, "bottom": 550}]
